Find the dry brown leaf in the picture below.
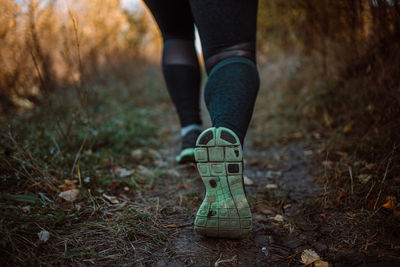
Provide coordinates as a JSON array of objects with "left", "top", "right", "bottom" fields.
[
  {"left": 382, "top": 196, "right": 396, "bottom": 210},
  {"left": 59, "top": 184, "right": 77, "bottom": 192},
  {"left": 357, "top": 174, "right": 372, "bottom": 184},
  {"left": 365, "top": 163, "right": 376, "bottom": 170},
  {"left": 243, "top": 176, "right": 255, "bottom": 186},
  {"left": 343, "top": 124, "right": 352, "bottom": 133},
  {"left": 102, "top": 193, "right": 120, "bottom": 204},
  {"left": 301, "top": 249, "right": 326, "bottom": 265},
  {"left": 59, "top": 189, "right": 80, "bottom": 201},
  {"left": 315, "top": 260, "right": 329, "bottom": 267},
  {"left": 166, "top": 223, "right": 178, "bottom": 228},
  {"left": 271, "top": 214, "right": 284, "bottom": 222}
]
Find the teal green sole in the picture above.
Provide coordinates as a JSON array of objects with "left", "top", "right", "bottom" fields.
[
  {"left": 175, "top": 148, "right": 195, "bottom": 164},
  {"left": 193, "top": 127, "right": 252, "bottom": 239}
]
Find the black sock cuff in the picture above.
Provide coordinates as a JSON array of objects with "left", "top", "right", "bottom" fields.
[{"left": 208, "top": 56, "right": 257, "bottom": 77}]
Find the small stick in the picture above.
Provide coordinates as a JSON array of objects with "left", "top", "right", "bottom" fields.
[{"left": 348, "top": 166, "right": 354, "bottom": 195}]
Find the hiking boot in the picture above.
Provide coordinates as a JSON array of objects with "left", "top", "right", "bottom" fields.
[{"left": 193, "top": 127, "right": 252, "bottom": 239}]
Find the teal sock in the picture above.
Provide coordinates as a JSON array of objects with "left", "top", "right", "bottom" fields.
[{"left": 204, "top": 57, "right": 259, "bottom": 144}]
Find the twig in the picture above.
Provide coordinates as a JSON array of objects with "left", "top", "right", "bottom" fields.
[
  {"left": 348, "top": 166, "right": 354, "bottom": 194},
  {"left": 70, "top": 131, "right": 89, "bottom": 178},
  {"left": 365, "top": 181, "right": 376, "bottom": 200},
  {"left": 215, "top": 254, "right": 237, "bottom": 267},
  {"left": 373, "top": 145, "right": 395, "bottom": 210}
]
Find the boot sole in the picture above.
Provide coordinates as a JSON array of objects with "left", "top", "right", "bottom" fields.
[{"left": 193, "top": 127, "right": 252, "bottom": 239}]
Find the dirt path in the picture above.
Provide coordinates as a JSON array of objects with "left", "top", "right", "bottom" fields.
[
  {"left": 149, "top": 142, "right": 319, "bottom": 266},
  {"left": 130, "top": 136, "right": 399, "bottom": 266},
  {"left": 124, "top": 65, "right": 400, "bottom": 266}
]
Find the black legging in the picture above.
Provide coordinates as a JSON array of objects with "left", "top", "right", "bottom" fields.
[
  {"left": 143, "top": 0, "right": 259, "bottom": 144},
  {"left": 144, "top": 0, "right": 257, "bottom": 71}
]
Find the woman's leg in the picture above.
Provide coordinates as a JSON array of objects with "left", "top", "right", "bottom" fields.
[
  {"left": 190, "top": 0, "right": 259, "bottom": 238},
  {"left": 143, "top": 0, "right": 202, "bottom": 162},
  {"left": 189, "top": 0, "right": 259, "bottom": 145}
]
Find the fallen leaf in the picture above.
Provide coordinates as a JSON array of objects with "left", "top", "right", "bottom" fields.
[
  {"left": 271, "top": 214, "right": 284, "bottom": 222},
  {"left": 59, "top": 184, "right": 77, "bottom": 192},
  {"left": 357, "top": 174, "right": 372, "bottom": 184},
  {"left": 323, "top": 112, "right": 333, "bottom": 127},
  {"left": 343, "top": 124, "right": 352, "bottom": 133},
  {"left": 102, "top": 193, "right": 119, "bottom": 204},
  {"left": 315, "top": 260, "right": 329, "bottom": 267},
  {"left": 265, "top": 184, "right": 278, "bottom": 189},
  {"left": 166, "top": 223, "right": 178, "bottom": 228},
  {"left": 38, "top": 230, "right": 50, "bottom": 242},
  {"left": 114, "top": 167, "right": 134, "bottom": 177},
  {"left": 301, "top": 249, "right": 329, "bottom": 266},
  {"left": 365, "top": 163, "right": 376, "bottom": 170},
  {"left": 58, "top": 189, "right": 80, "bottom": 201},
  {"left": 244, "top": 176, "right": 255, "bottom": 186},
  {"left": 382, "top": 196, "right": 396, "bottom": 210}
]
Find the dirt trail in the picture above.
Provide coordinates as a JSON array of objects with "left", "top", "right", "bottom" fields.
[
  {"left": 152, "top": 142, "right": 320, "bottom": 266},
  {"left": 130, "top": 60, "right": 400, "bottom": 266},
  {"left": 134, "top": 137, "right": 398, "bottom": 266}
]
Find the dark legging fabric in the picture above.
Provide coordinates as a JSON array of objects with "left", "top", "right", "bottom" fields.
[{"left": 143, "top": 0, "right": 259, "bottom": 144}]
